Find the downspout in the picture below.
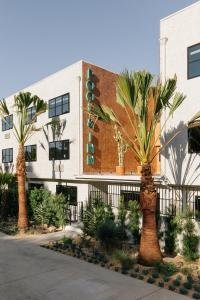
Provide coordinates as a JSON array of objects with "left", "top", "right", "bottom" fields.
[
  {"left": 77, "top": 75, "right": 82, "bottom": 176},
  {"left": 159, "top": 36, "right": 168, "bottom": 182}
]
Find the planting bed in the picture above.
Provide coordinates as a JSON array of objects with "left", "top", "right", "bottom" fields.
[{"left": 41, "top": 235, "right": 200, "bottom": 299}]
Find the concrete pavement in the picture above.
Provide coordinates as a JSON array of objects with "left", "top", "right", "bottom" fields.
[{"left": 0, "top": 232, "right": 190, "bottom": 300}]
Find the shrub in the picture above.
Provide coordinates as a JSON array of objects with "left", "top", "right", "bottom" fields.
[
  {"left": 62, "top": 236, "right": 73, "bottom": 248},
  {"left": 164, "top": 262, "right": 177, "bottom": 276},
  {"left": 96, "top": 219, "right": 121, "bottom": 249},
  {"left": 182, "top": 207, "right": 199, "bottom": 261},
  {"left": 147, "top": 277, "right": 155, "bottom": 284},
  {"left": 164, "top": 206, "right": 182, "bottom": 255},
  {"left": 82, "top": 200, "right": 114, "bottom": 237},
  {"left": 127, "top": 200, "right": 141, "bottom": 244},
  {"left": 195, "top": 287, "right": 200, "bottom": 293},
  {"left": 152, "top": 272, "right": 159, "bottom": 279},
  {"left": 193, "top": 293, "right": 200, "bottom": 299},
  {"left": 113, "top": 250, "right": 134, "bottom": 270},
  {"left": 183, "top": 281, "right": 193, "bottom": 290},
  {"left": 168, "top": 285, "right": 176, "bottom": 291},
  {"left": 117, "top": 197, "right": 127, "bottom": 240},
  {"left": 173, "top": 279, "right": 180, "bottom": 286},
  {"left": 179, "top": 287, "right": 188, "bottom": 295},
  {"left": 28, "top": 188, "right": 69, "bottom": 228}
]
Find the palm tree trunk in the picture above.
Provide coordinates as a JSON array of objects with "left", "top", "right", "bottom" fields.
[
  {"left": 16, "top": 144, "right": 28, "bottom": 229},
  {"left": 138, "top": 163, "right": 162, "bottom": 266}
]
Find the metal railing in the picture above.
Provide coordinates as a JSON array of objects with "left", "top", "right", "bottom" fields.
[{"left": 88, "top": 182, "right": 200, "bottom": 219}]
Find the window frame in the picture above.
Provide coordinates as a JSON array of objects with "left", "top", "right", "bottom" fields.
[
  {"left": 24, "top": 144, "right": 37, "bottom": 162},
  {"left": 48, "top": 93, "right": 70, "bottom": 118},
  {"left": 2, "top": 114, "right": 13, "bottom": 131},
  {"left": 49, "top": 139, "right": 70, "bottom": 161},
  {"left": 187, "top": 42, "right": 200, "bottom": 80},
  {"left": 2, "top": 148, "right": 13, "bottom": 163},
  {"left": 26, "top": 106, "right": 37, "bottom": 124}
]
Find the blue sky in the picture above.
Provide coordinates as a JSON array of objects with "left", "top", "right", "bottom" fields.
[{"left": 0, "top": 0, "right": 198, "bottom": 98}]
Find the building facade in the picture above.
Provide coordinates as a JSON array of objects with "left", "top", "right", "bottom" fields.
[
  {"left": 1, "top": 60, "right": 159, "bottom": 206},
  {"left": 160, "top": 0, "right": 200, "bottom": 186}
]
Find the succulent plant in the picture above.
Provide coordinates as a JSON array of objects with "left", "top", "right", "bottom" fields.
[
  {"left": 173, "top": 279, "right": 181, "bottom": 286},
  {"left": 168, "top": 285, "right": 176, "bottom": 291},
  {"left": 130, "top": 272, "right": 138, "bottom": 278},
  {"left": 147, "top": 277, "right": 156, "bottom": 284},
  {"left": 179, "top": 287, "right": 188, "bottom": 295},
  {"left": 152, "top": 272, "right": 159, "bottom": 279},
  {"left": 192, "top": 293, "right": 200, "bottom": 299},
  {"left": 158, "top": 281, "right": 164, "bottom": 288},
  {"left": 183, "top": 281, "right": 193, "bottom": 290}
]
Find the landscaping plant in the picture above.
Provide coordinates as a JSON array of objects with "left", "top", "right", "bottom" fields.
[
  {"left": 127, "top": 200, "right": 141, "bottom": 244},
  {"left": 0, "top": 92, "right": 47, "bottom": 230},
  {"left": 92, "top": 70, "right": 185, "bottom": 265}
]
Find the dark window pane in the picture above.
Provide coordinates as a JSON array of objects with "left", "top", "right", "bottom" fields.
[
  {"left": 48, "top": 93, "right": 70, "bottom": 117},
  {"left": 188, "top": 43, "right": 200, "bottom": 79},
  {"left": 2, "top": 148, "right": 13, "bottom": 163},
  {"left": 55, "top": 104, "right": 62, "bottom": 116},
  {"left": 49, "top": 140, "right": 69, "bottom": 160},
  {"left": 188, "top": 126, "right": 200, "bottom": 153},
  {"left": 188, "top": 60, "right": 200, "bottom": 79}
]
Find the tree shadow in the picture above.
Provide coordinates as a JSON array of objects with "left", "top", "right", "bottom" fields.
[
  {"left": 39, "top": 117, "right": 67, "bottom": 179},
  {"left": 161, "top": 121, "right": 200, "bottom": 186}
]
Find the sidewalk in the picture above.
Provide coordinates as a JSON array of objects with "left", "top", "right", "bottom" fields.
[{"left": 0, "top": 231, "right": 190, "bottom": 300}]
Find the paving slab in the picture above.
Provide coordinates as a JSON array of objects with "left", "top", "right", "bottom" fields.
[{"left": 0, "top": 232, "right": 190, "bottom": 300}]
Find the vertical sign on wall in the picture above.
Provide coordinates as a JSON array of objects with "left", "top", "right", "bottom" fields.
[{"left": 86, "top": 68, "right": 95, "bottom": 165}]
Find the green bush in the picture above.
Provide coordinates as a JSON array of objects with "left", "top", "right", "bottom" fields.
[
  {"left": 117, "top": 197, "right": 127, "bottom": 240},
  {"left": 182, "top": 208, "right": 199, "bottom": 261},
  {"left": 164, "top": 206, "right": 182, "bottom": 255},
  {"left": 193, "top": 293, "right": 200, "bottom": 299},
  {"left": 127, "top": 200, "right": 141, "bottom": 244},
  {"left": 113, "top": 250, "right": 134, "bottom": 270},
  {"left": 179, "top": 287, "right": 188, "bottom": 295},
  {"left": 28, "top": 188, "right": 69, "bottom": 228},
  {"left": 82, "top": 199, "right": 114, "bottom": 237},
  {"left": 96, "top": 219, "right": 121, "bottom": 248}
]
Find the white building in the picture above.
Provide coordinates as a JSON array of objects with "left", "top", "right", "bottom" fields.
[{"left": 160, "top": 0, "right": 200, "bottom": 186}]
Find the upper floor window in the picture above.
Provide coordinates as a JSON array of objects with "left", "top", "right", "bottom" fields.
[
  {"left": 2, "top": 148, "right": 13, "bottom": 163},
  {"left": 24, "top": 145, "right": 37, "bottom": 162},
  {"left": 2, "top": 115, "right": 13, "bottom": 131},
  {"left": 188, "top": 125, "right": 200, "bottom": 153},
  {"left": 49, "top": 93, "right": 70, "bottom": 118},
  {"left": 26, "top": 106, "right": 36, "bottom": 124},
  {"left": 188, "top": 43, "right": 200, "bottom": 79},
  {"left": 49, "top": 140, "right": 69, "bottom": 160}
]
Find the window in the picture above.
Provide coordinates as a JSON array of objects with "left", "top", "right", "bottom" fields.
[
  {"left": 49, "top": 140, "right": 69, "bottom": 160},
  {"left": 49, "top": 93, "right": 70, "bottom": 117},
  {"left": 56, "top": 185, "right": 77, "bottom": 205},
  {"left": 188, "top": 126, "right": 200, "bottom": 153},
  {"left": 2, "top": 115, "right": 13, "bottom": 131},
  {"left": 28, "top": 183, "right": 44, "bottom": 190},
  {"left": 26, "top": 106, "right": 36, "bottom": 124},
  {"left": 195, "top": 196, "right": 200, "bottom": 220},
  {"left": 2, "top": 148, "right": 13, "bottom": 163},
  {"left": 24, "top": 145, "right": 37, "bottom": 162},
  {"left": 188, "top": 43, "right": 200, "bottom": 79},
  {"left": 120, "top": 191, "right": 140, "bottom": 208}
]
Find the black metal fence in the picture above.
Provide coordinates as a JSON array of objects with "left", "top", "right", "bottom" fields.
[
  {"left": 88, "top": 182, "right": 200, "bottom": 220},
  {"left": 67, "top": 202, "right": 83, "bottom": 223}
]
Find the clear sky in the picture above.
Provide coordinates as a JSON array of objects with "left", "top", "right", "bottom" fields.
[{"left": 0, "top": 0, "right": 198, "bottom": 98}]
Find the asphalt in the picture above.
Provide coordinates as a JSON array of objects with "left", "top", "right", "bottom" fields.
[{"left": 0, "top": 231, "right": 190, "bottom": 300}]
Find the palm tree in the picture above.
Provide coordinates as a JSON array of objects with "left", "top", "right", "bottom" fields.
[
  {"left": 0, "top": 92, "right": 47, "bottom": 230},
  {"left": 93, "top": 70, "right": 185, "bottom": 265}
]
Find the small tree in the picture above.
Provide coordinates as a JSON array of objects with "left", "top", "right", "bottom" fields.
[
  {"left": 0, "top": 172, "right": 16, "bottom": 220},
  {"left": 0, "top": 92, "right": 47, "bottom": 230},
  {"left": 92, "top": 70, "right": 185, "bottom": 265}
]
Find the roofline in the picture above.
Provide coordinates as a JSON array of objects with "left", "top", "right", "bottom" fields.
[
  {"left": 160, "top": 0, "right": 200, "bottom": 23},
  {"left": 4, "top": 59, "right": 118, "bottom": 100}
]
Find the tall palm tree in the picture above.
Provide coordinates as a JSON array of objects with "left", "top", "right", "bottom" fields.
[
  {"left": 0, "top": 92, "right": 47, "bottom": 230},
  {"left": 93, "top": 70, "right": 185, "bottom": 265}
]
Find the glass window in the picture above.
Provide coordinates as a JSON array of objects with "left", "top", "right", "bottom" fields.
[
  {"left": 188, "top": 43, "right": 200, "bottom": 79},
  {"left": 56, "top": 185, "right": 77, "bottom": 205},
  {"left": 48, "top": 93, "right": 70, "bottom": 118},
  {"left": 2, "top": 148, "right": 13, "bottom": 163},
  {"left": 2, "top": 115, "right": 13, "bottom": 131},
  {"left": 24, "top": 145, "right": 37, "bottom": 162},
  {"left": 26, "top": 106, "right": 36, "bottom": 124},
  {"left": 49, "top": 140, "right": 69, "bottom": 160},
  {"left": 188, "top": 126, "right": 200, "bottom": 153}
]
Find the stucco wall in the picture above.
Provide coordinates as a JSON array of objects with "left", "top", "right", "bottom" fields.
[{"left": 160, "top": 1, "right": 200, "bottom": 185}]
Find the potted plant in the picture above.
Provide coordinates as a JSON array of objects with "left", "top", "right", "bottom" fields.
[{"left": 114, "top": 125, "right": 128, "bottom": 175}]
